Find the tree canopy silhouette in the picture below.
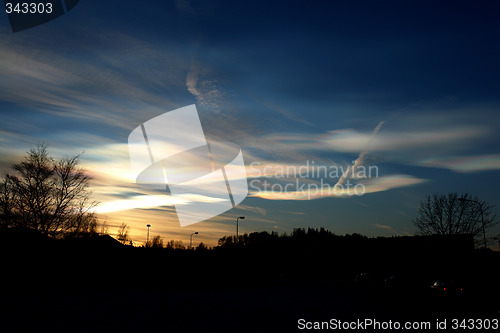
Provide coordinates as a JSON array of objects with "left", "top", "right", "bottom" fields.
[
  {"left": 0, "top": 143, "right": 98, "bottom": 237},
  {"left": 150, "top": 235, "right": 164, "bottom": 248},
  {"left": 116, "top": 222, "right": 129, "bottom": 244},
  {"left": 414, "top": 192, "right": 497, "bottom": 245}
]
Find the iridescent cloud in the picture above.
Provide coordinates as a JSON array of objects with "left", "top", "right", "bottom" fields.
[
  {"left": 419, "top": 154, "right": 500, "bottom": 173},
  {"left": 249, "top": 174, "right": 427, "bottom": 201}
]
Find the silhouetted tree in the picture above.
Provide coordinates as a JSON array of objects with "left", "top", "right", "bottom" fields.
[
  {"left": 0, "top": 178, "right": 15, "bottom": 229},
  {"left": 218, "top": 235, "right": 234, "bottom": 246},
  {"left": 117, "top": 222, "right": 129, "bottom": 245},
  {"left": 99, "top": 220, "right": 109, "bottom": 235},
  {"left": 196, "top": 242, "right": 208, "bottom": 251},
  {"left": 165, "top": 239, "right": 185, "bottom": 249},
  {"left": 414, "top": 192, "right": 497, "bottom": 245},
  {"left": 0, "top": 144, "right": 98, "bottom": 237},
  {"left": 150, "top": 235, "right": 163, "bottom": 248}
]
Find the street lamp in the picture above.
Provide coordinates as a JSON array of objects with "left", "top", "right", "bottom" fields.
[
  {"left": 146, "top": 224, "right": 151, "bottom": 246},
  {"left": 190, "top": 232, "right": 199, "bottom": 248},
  {"left": 236, "top": 216, "right": 245, "bottom": 243},
  {"left": 458, "top": 198, "right": 486, "bottom": 248}
]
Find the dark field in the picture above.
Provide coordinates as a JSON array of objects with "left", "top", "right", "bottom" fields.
[{"left": 1, "top": 230, "right": 499, "bottom": 332}]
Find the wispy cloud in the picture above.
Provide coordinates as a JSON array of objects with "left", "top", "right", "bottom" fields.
[
  {"left": 186, "top": 57, "right": 225, "bottom": 113},
  {"left": 0, "top": 31, "right": 188, "bottom": 129},
  {"left": 419, "top": 154, "right": 500, "bottom": 173},
  {"left": 322, "top": 125, "right": 485, "bottom": 153},
  {"left": 375, "top": 223, "right": 395, "bottom": 231},
  {"left": 186, "top": 58, "right": 202, "bottom": 98},
  {"left": 374, "top": 223, "right": 405, "bottom": 236},
  {"left": 244, "top": 123, "right": 486, "bottom": 157},
  {"left": 241, "top": 107, "right": 492, "bottom": 167},
  {"left": 335, "top": 120, "right": 385, "bottom": 187},
  {"left": 249, "top": 174, "right": 427, "bottom": 200},
  {"left": 243, "top": 121, "right": 430, "bottom": 202},
  {"left": 237, "top": 204, "right": 268, "bottom": 216}
]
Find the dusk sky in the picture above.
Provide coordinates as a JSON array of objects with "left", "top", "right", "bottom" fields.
[{"left": 1, "top": 0, "right": 499, "bottom": 246}]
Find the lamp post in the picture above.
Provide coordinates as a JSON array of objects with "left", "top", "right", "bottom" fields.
[
  {"left": 146, "top": 224, "right": 151, "bottom": 246},
  {"left": 236, "top": 216, "right": 245, "bottom": 243},
  {"left": 458, "top": 198, "right": 486, "bottom": 248},
  {"left": 190, "top": 232, "right": 199, "bottom": 248}
]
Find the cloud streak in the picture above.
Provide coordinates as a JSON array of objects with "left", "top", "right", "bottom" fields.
[
  {"left": 186, "top": 57, "right": 225, "bottom": 113},
  {"left": 335, "top": 120, "right": 385, "bottom": 187},
  {"left": 419, "top": 154, "right": 500, "bottom": 173},
  {"left": 249, "top": 174, "right": 427, "bottom": 201},
  {"left": 0, "top": 31, "right": 189, "bottom": 130}
]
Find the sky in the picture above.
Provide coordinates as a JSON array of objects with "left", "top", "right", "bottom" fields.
[{"left": 1, "top": 0, "right": 500, "bottom": 247}]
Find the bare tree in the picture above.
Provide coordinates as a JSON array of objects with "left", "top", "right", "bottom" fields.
[
  {"left": 99, "top": 220, "right": 109, "bottom": 235},
  {"left": 165, "top": 239, "right": 185, "bottom": 249},
  {"left": 0, "top": 177, "right": 16, "bottom": 229},
  {"left": 414, "top": 192, "right": 497, "bottom": 245},
  {"left": 116, "top": 222, "right": 129, "bottom": 244},
  {"left": 1, "top": 144, "right": 98, "bottom": 237},
  {"left": 150, "top": 235, "right": 163, "bottom": 248}
]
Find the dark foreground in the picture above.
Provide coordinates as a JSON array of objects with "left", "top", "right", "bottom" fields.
[
  {"left": 2, "top": 282, "right": 500, "bottom": 332},
  {"left": 1, "top": 230, "right": 499, "bottom": 332}
]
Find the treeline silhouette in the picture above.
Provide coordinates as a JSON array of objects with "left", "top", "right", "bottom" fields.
[
  {"left": 2, "top": 226, "right": 499, "bottom": 332},
  {"left": 2, "top": 225, "right": 494, "bottom": 288}
]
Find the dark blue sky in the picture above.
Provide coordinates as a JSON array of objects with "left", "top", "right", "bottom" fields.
[{"left": 1, "top": 0, "right": 499, "bottom": 245}]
